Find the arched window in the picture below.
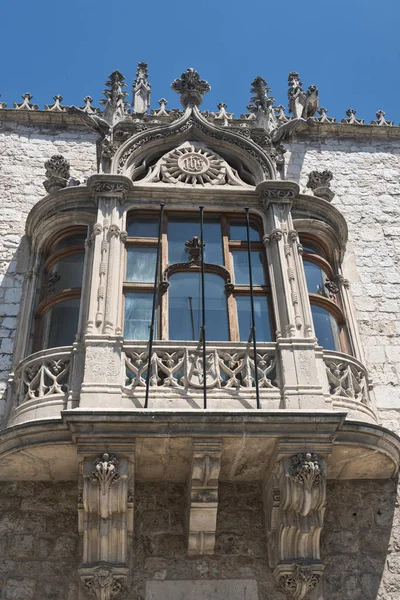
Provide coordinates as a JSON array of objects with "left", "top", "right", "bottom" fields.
[
  {"left": 35, "top": 228, "right": 87, "bottom": 349},
  {"left": 123, "top": 212, "right": 273, "bottom": 342},
  {"left": 300, "top": 235, "right": 346, "bottom": 352}
]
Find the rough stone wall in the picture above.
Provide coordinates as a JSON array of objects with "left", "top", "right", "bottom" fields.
[
  {"left": 0, "top": 121, "right": 98, "bottom": 420},
  {"left": 133, "top": 482, "right": 284, "bottom": 600},
  {"left": 323, "top": 479, "right": 399, "bottom": 600},
  {"left": 0, "top": 481, "right": 80, "bottom": 599},
  {"left": 286, "top": 137, "right": 400, "bottom": 433}
]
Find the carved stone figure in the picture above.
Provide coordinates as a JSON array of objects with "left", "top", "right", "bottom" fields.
[
  {"left": 132, "top": 61, "right": 151, "bottom": 114},
  {"left": 288, "top": 72, "right": 319, "bottom": 119}
]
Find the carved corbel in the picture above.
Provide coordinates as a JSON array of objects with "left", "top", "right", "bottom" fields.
[
  {"left": 264, "top": 452, "right": 326, "bottom": 600},
  {"left": 79, "top": 451, "right": 134, "bottom": 598},
  {"left": 187, "top": 440, "right": 222, "bottom": 555}
]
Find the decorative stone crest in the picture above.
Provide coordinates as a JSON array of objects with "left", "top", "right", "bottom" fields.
[
  {"left": 80, "top": 95, "right": 100, "bottom": 114},
  {"left": 171, "top": 68, "right": 210, "bottom": 107},
  {"left": 317, "top": 107, "right": 336, "bottom": 123},
  {"left": 43, "top": 154, "right": 70, "bottom": 193},
  {"left": 341, "top": 108, "right": 364, "bottom": 125},
  {"left": 306, "top": 170, "right": 335, "bottom": 201},
  {"left": 371, "top": 109, "right": 393, "bottom": 126},
  {"left": 100, "top": 70, "right": 129, "bottom": 125},
  {"left": 14, "top": 92, "right": 38, "bottom": 110},
  {"left": 142, "top": 142, "right": 249, "bottom": 187},
  {"left": 45, "top": 94, "right": 66, "bottom": 112},
  {"left": 90, "top": 453, "right": 120, "bottom": 495}
]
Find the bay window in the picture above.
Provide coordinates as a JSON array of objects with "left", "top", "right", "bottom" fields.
[{"left": 123, "top": 212, "right": 273, "bottom": 342}]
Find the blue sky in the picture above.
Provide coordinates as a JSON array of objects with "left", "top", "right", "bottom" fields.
[{"left": 1, "top": 0, "right": 399, "bottom": 123}]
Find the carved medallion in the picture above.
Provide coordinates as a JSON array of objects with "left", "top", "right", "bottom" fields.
[{"left": 162, "top": 145, "right": 224, "bottom": 186}]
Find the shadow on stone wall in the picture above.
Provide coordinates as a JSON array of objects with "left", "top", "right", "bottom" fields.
[
  {"left": 0, "top": 237, "right": 29, "bottom": 423},
  {"left": 322, "top": 478, "right": 399, "bottom": 600}
]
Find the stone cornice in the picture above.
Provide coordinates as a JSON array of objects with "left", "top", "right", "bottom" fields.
[
  {"left": 0, "top": 107, "right": 101, "bottom": 131},
  {"left": 291, "top": 120, "right": 400, "bottom": 142}
]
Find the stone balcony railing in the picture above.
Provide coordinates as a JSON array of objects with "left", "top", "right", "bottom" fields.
[
  {"left": 9, "top": 346, "right": 73, "bottom": 426},
  {"left": 6, "top": 342, "right": 378, "bottom": 425},
  {"left": 123, "top": 341, "right": 281, "bottom": 410},
  {"left": 322, "top": 350, "right": 377, "bottom": 423}
]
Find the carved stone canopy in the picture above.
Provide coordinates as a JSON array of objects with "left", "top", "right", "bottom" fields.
[{"left": 140, "top": 142, "right": 251, "bottom": 187}]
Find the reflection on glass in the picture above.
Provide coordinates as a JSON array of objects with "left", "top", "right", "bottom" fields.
[
  {"left": 304, "top": 260, "right": 328, "bottom": 297},
  {"left": 53, "top": 233, "right": 87, "bottom": 252},
  {"left": 301, "top": 240, "right": 325, "bottom": 257},
  {"left": 126, "top": 247, "right": 157, "bottom": 282},
  {"left": 127, "top": 217, "right": 159, "bottom": 238},
  {"left": 169, "top": 272, "right": 228, "bottom": 341},
  {"left": 236, "top": 296, "right": 272, "bottom": 342},
  {"left": 232, "top": 250, "right": 266, "bottom": 285},
  {"left": 49, "top": 253, "right": 84, "bottom": 295},
  {"left": 124, "top": 293, "right": 154, "bottom": 340},
  {"left": 44, "top": 298, "right": 80, "bottom": 348},
  {"left": 311, "top": 304, "right": 341, "bottom": 351},
  {"left": 229, "top": 221, "right": 260, "bottom": 241},
  {"left": 168, "top": 217, "right": 223, "bottom": 265}
]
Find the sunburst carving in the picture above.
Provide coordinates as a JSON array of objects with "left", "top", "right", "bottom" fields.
[{"left": 161, "top": 144, "right": 225, "bottom": 186}]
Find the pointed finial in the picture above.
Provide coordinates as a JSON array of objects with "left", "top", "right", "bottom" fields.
[{"left": 171, "top": 68, "right": 210, "bottom": 107}]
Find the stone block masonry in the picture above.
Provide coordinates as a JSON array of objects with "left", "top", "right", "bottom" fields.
[{"left": 0, "top": 122, "right": 98, "bottom": 419}]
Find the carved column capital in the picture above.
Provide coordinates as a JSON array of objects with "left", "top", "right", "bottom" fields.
[
  {"left": 256, "top": 180, "right": 299, "bottom": 210},
  {"left": 274, "top": 562, "right": 325, "bottom": 600},
  {"left": 88, "top": 175, "right": 133, "bottom": 200},
  {"left": 80, "top": 564, "right": 128, "bottom": 600}
]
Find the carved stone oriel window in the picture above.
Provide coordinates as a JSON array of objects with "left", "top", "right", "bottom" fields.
[{"left": 123, "top": 211, "right": 273, "bottom": 342}]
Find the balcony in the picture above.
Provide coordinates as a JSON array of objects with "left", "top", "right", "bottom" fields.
[
  {"left": 123, "top": 341, "right": 281, "bottom": 410},
  {"left": 322, "top": 350, "right": 377, "bottom": 424},
  {"left": 8, "top": 346, "right": 73, "bottom": 426}
]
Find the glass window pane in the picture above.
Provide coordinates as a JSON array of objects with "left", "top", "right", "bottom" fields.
[
  {"left": 127, "top": 217, "right": 159, "bottom": 238},
  {"left": 236, "top": 296, "right": 272, "bottom": 342},
  {"left": 44, "top": 298, "right": 80, "bottom": 348},
  {"left": 126, "top": 247, "right": 157, "bottom": 282},
  {"left": 232, "top": 250, "right": 266, "bottom": 285},
  {"left": 311, "top": 304, "right": 341, "bottom": 351},
  {"left": 229, "top": 221, "right": 260, "bottom": 241},
  {"left": 168, "top": 217, "right": 223, "bottom": 265},
  {"left": 304, "top": 260, "right": 328, "bottom": 297},
  {"left": 53, "top": 233, "right": 87, "bottom": 252},
  {"left": 169, "top": 272, "right": 229, "bottom": 341},
  {"left": 301, "top": 240, "right": 325, "bottom": 258},
  {"left": 124, "top": 293, "right": 155, "bottom": 340},
  {"left": 48, "top": 253, "right": 84, "bottom": 295}
]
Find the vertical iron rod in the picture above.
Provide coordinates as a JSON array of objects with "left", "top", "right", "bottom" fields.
[
  {"left": 199, "top": 206, "right": 207, "bottom": 409},
  {"left": 245, "top": 207, "right": 261, "bottom": 409},
  {"left": 145, "top": 202, "right": 165, "bottom": 409}
]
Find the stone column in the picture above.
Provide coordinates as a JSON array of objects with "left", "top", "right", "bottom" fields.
[
  {"left": 78, "top": 449, "right": 135, "bottom": 599},
  {"left": 257, "top": 181, "right": 327, "bottom": 410},
  {"left": 80, "top": 176, "right": 132, "bottom": 409},
  {"left": 187, "top": 439, "right": 222, "bottom": 555}
]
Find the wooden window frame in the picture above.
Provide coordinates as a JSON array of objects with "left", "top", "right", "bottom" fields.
[
  {"left": 301, "top": 235, "right": 349, "bottom": 353},
  {"left": 123, "top": 210, "right": 274, "bottom": 342},
  {"left": 34, "top": 226, "right": 87, "bottom": 351}
]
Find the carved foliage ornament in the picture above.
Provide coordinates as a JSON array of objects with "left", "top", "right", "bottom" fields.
[
  {"left": 276, "top": 563, "right": 321, "bottom": 600},
  {"left": 306, "top": 170, "right": 333, "bottom": 190},
  {"left": 171, "top": 68, "right": 210, "bottom": 107},
  {"left": 90, "top": 453, "right": 120, "bottom": 495},
  {"left": 83, "top": 566, "right": 125, "bottom": 599},
  {"left": 290, "top": 452, "right": 323, "bottom": 486},
  {"left": 45, "top": 154, "right": 70, "bottom": 180}
]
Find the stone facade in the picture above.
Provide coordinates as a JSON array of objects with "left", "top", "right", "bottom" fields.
[{"left": 0, "top": 66, "right": 400, "bottom": 599}]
